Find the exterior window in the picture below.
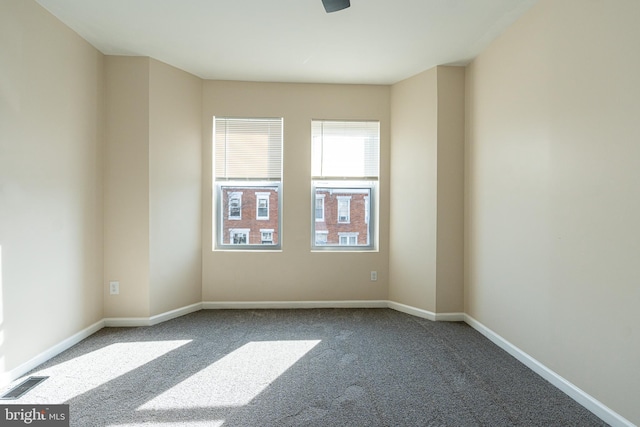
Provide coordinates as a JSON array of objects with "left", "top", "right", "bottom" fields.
[
  {"left": 228, "top": 192, "right": 242, "bottom": 219},
  {"left": 339, "top": 233, "right": 358, "bottom": 245},
  {"left": 230, "top": 229, "right": 249, "bottom": 245},
  {"left": 260, "top": 229, "right": 274, "bottom": 244},
  {"left": 364, "top": 196, "right": 369, "bottom": 224},
  {"left": 337, "top": 197, "right": 351, "bottom": 223},
  {"left": 315, "top": 195, "right": 325, "bottom": 222},
  {"left": 214, "top": 117, "right": 283, "bottom": 250},
  {"left": 311, "top": 120, "right": 379, "bottom": 250},
  {"left": 315, "top": 230, "right": 328, "bottom": 245},
  {"left": 256, "top": 193, "right": 269, "bottom": 220}
]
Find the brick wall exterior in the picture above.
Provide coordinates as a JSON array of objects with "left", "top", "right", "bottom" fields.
[
  {"left": 220, "top": 187, "right": 369, "bottom": 246},
  {"left": 315, "top": 189, "right": 369, "bottom": 246},
  {"left": 221, "top": 187, "right": 279, "bottom": 245}
]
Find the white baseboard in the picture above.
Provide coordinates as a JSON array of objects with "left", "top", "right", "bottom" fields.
[
  {"left": 464, "top": 314, "right": 634, "bottom": 427},
  {"left": 149, "top": 302, "right": 203, "bottom": 325},
  {"left": 386, "top": 301, "right": 437, "bottom": 320},
  {"left": 104, "top": 302, "right": 203, "bottom": 327},
  {"left": 434, "top": 311, "right": 466, "bottom": 322},
  {"left": 202, "top": 300, "right": 389, "bottom": 310},
  {"left": 103, "top": 317, "right": 151, "bottom": 327},
  {"left": 1, "top": 319, "right": 104, "bottom": 387}
]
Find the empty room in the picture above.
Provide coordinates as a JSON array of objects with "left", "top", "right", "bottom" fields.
[{"left": 0, "top": 0, "right": 638, "bottom": 425}]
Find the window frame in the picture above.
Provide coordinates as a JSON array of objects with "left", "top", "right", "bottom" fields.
[
  {"left": 311, "top": 181, "right": 376, "bottom": 251},
  {"left": 213, "top": 116, "right": 283, "bottom": 251},
  {"left": 310, "top": 119, "right": 379, "bottom": 252},
  {"left": 215, "top": 181, "right": 282, "bottom": 250}
]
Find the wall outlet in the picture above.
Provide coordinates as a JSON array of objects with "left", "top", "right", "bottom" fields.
[
  {"left": 370, "top": 271, "right": 378, "bottom": 281},
  {"left": 109, "top": 281, "right": 119, "bottom": 295}
]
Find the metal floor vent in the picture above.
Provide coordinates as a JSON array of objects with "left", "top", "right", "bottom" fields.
[{"left": 1, "top": 376, "right": 49, "bottom": 400}]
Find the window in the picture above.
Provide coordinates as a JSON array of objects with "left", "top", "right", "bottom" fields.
[
  {"left": 230, "top": 229, "right": 249, "bottom": 245},
  {"left": 256, "top": 193, "right": 269, "bottom": 220},
  {"left": 337, "top": 196, "right": 351, "bottom": 223},
  {"left": 228, "top": 192, "right": 242, "bottom": 219},
  {"left": 260, "top": 229, "right": 274, "bottom": 244},
  {"left": 214, "top": 117, "right": 283, "bottom": 250},
  {"left": 315, "top": 230, "right": 328, "bottom": 245},
  {"left": 338, "top": 232, "right": 359, "bottom": 245},
  {"left": 311, "top": 120, "right": 379, "bottom": 250},
  {"left": 315, "top": 195, "right": 325, "bottom": 222}
]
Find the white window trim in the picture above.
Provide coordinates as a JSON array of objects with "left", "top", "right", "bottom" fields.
[{"left": 256, "top": 192, "right": 270, "bottom": 220}]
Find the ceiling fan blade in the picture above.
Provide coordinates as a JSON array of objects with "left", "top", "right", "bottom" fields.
[{"left": 322, "top": 0, "right": 350, "bottom": 13}]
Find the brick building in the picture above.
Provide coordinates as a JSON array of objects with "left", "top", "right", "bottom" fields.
[
  {"left": 220, "top": 186, "right": 370, "bottom": 247},
  {"left": 221, "top": 186, "right": 279, "bottom": 245},
  {"left": 314, "top": 188, "right": 370, "bottom": 246}
]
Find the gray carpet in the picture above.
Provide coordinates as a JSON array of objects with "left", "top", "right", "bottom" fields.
[{"left": 9, "top": 309, "right": 607, "bottom": 426}]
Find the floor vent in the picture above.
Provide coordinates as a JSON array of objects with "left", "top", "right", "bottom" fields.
[{"left": 0, "top": 376, "right": 49, "bottom": 400}]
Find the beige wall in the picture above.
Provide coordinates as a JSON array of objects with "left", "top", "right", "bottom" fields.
[
  {"left": 465, "top": 0, "right": 640, "bottom": 423},
  {"left": 104, "top": 56, "right": 151, "bottom": 318},
  {"left": 104, "top": 57, "right": 203, "bottom": 318},
  {"left": 389, "top": 66, "right": 465, "bottom": 314},
  {"left": 202, "top": 81, "right": 390, "bottom": 302},
  {"left": 389, "top": 68, "right": 438, "bottom": 311},
  {"left": 435, "top": 67, "right": 465, "bottom": 313},
  {"left": 149, "top": 59, "right": 202, "bottom": 315},
  {"left": 0, "top": 0, "right": 104, "bottom": 373}
]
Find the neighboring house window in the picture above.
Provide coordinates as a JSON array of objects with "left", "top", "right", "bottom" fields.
[
  {"left": 230, "top": 228, "right": 249, "bottom": 245},
  {"left": 311, "top": 120, "right": 379, "bottom": 250},
  {"left": 260, "top": 229, "right": 274, "bottom": 244},
  {"left": 364, "top": 195, "right": 369, "bottom": 224},
  {"left": 256, "top": 193, "right": 269, "bottom": 220},
  {"left": 228, "top": 192, "right": 242, "bottom": 219},
  {"left": 338, "top": 232, "right": 359, "bottom": 245},
  {"left": 337, "top": 196, "right": 351, "bottom": 223},
  {"left": 315, "top": 195, "right": 325, "bottom": 222},
  {"left": 315, "top": 230, "right": 328, "bottom": 245},
  {"left": 214, "top": 117, "right": 283, "bottom": 250}
]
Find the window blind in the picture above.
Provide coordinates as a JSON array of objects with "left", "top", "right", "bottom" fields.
[
  {"left": 311, "top": 120, "right": 379, "bottom": 179},
  {"left": 215, "top": 117, "right": 283, "bottom": 180}
]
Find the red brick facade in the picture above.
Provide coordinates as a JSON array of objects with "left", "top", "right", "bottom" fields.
[
  {"left": 220, "top": 186, "right": 370, "bottom": 247},
  {"left": 221, "top": 186, "right": 279, "bottom": 245},
  {"left": 314, "top": 189, "right": 370, "bottom": 246}
]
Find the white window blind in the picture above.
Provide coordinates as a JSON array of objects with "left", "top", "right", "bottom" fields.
[
  {"left": 312, "top": 120, "right": 379, "bottom": 179},
  {"left": 215, "top": 117, "right": 283, "bottom": 180}
]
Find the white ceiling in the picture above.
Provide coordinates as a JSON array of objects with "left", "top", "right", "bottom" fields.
[{"left": 35, "top": 0, "right": 538, "bottom": 85}]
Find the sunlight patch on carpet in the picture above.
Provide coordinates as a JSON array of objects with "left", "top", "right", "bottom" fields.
[
  {"left": 139, "top": 340, "right": 321, "bottom": 410},
  {"left": 15, "top": 340, "right": 192, "bottom": 403}
]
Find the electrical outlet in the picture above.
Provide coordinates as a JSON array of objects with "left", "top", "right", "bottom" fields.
[
  {"left": 370, "top": 271, "right": 378, "bottom": 281},
  {"left": 109, "top": 281, "right": 119, "bottom": 295}
]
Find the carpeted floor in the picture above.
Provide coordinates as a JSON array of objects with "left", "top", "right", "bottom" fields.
[{"left": 8, "top": 308, "right": 607, "bottom": 426}]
